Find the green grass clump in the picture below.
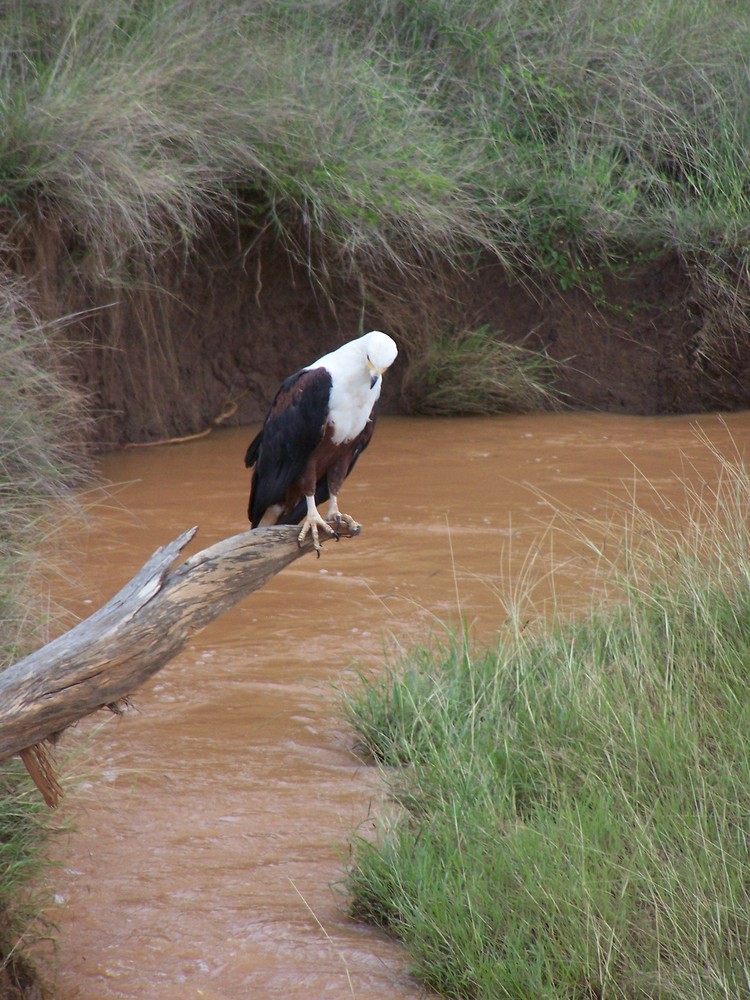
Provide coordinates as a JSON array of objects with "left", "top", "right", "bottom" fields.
[
  {"left": 403, "top": 325, "right": 562, "bottom": 416},
  {"left": 343, "top": 458, "right": 750, "bottom": 999},
  {"left": 0, "top": 761, "right": 57, "bottom": 994}
]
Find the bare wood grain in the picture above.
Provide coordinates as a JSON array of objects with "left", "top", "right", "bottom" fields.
[{"left": 0, "top": 523, "right": 342, "bottom": 765}]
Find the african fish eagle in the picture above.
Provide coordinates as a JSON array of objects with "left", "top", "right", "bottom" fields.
[{"left": 244, "top": 330, "right": 398, "bottom": 554}]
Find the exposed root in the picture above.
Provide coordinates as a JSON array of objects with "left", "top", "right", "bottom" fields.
[{"left": 124, "top": 400, "right": 238, "bottom": 449}]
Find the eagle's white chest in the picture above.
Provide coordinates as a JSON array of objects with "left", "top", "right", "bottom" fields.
[{"left": 326, "top": 370, "right": 379, "bottom": 444}]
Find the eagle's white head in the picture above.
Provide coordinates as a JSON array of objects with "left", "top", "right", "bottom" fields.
[
  {"left": 361, "top": 330, "right": 398, "bottom": 381},
  {"left": 313, "top": 330, "right": 398, "bottom": 444},
  {"left": 313, "top": 331, "right": 397, "bottom": 387}
]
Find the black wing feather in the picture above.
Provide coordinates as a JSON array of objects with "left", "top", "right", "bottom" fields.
[{"left": 245, "top": 368, "right": 332, "bottom": 526}]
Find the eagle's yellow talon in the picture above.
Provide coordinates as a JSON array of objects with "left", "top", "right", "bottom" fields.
[
  {"left": 298, "top": 510, "right": 336, "bottom": 555},
  {"left": 331, "top": 512, "right": 361, "bottom": 535},
  {"left": 325, "top": 504, "right": 360, "bottom": 536}
]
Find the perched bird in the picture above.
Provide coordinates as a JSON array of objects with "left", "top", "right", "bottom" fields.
[{"left": 245, "top": 330, "right": 398, "bottom": 554}]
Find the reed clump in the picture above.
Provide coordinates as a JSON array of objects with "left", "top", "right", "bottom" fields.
[{"left": 343, "top": 453, "right": 750, "bottom": 999}]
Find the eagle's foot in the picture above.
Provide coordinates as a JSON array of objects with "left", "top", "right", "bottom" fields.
[
  {"left": 298, "top": 510, "right": 338, "bottom": 557},
  {"left": 328, "top": 511, "right": 362, "bottom": 536}
]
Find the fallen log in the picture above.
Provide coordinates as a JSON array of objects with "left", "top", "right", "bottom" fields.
[{"left": 0, "top": 523, "right": 350, "bottom": 803}]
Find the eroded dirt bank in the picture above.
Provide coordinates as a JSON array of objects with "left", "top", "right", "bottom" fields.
[{"left": 22, "top": 218, "right": 748, "bottom": 447}]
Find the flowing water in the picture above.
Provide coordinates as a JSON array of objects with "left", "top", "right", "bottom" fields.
[{"left": 49, "top": 412, "right": 750, "bottom": 999}]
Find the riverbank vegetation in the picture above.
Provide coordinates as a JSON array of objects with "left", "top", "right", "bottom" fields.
[
  {"left": 0, "top": 283, "right": 88, "bottom": 993},
  {"left": 343, "top": 454, "right": 750, "bottom": 998},
  {"left": 1, "top": 0, "right": 750, "bottom": 413}
]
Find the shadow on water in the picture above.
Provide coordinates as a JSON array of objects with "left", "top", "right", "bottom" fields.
[{"left": 49, "top": 412, "right": 750, "bottom": 999}]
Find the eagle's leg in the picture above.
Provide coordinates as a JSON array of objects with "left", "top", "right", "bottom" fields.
[
  {"left": 298, "top": 494, "right": 338, "bottom": 556},
  {"left": 325, "top": 494, "right": 362, "bottom": 536}
]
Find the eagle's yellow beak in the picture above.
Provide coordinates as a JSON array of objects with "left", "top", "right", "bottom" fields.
[{"left": 367, "top": 360, "right": 385, "bottom": 389}]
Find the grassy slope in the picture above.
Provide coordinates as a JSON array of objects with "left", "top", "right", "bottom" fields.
[
  {"left": 1, "top": 0, "right": 750, "bottom": 360},
  {"left": 344, "top": 459, "right": 750, "bottom": 998}
]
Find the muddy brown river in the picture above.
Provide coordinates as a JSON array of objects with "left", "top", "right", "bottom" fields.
[{"left": 49, "top": 412, "right": 750, "bottom": 999}]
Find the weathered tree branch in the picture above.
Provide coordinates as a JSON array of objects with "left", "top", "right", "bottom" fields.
[{"left": 0, "top": 523, "right": 347, "bottom": 801}]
